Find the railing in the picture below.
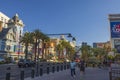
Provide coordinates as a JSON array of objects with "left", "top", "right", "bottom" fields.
[
  {"left": 0, "top": 62, "right": 70, "bottom": 80},
  {"left": 109, "top": 67, "right": 120, "bottom": 80}
]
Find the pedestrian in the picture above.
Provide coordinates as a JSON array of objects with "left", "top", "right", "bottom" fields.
[
  {"left": 79, "top": 59, "right": 85, "bottom": 74},
  {"left": 70, "top": 59, "right": 76, "bottom": 77}
]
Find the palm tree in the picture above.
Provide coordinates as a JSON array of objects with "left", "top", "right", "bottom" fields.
[
  {"left": 32, "top": 29, "right": 44, "bottom": 60},
  {"left": 40, "top": 33, "right": 49, "bottom": 59},
  {"left": 56, "top": 43, "right": 64, "bottom": 59},
  {"left": 80, "top": 45, "right": 91, "bottom": 62},
  {"left": 92, "top": 48, "right": 106, "bottom": 62},
  {"left": 20, "top": 32, "right": 34, "bottom": 59},
  {"left": 112, "top": 48, "right": 117, "bottom": 56},
  {"left": 32, "top": 29, "right": 49, "bottom": 60},
  {"left": 56, "top": 40, "right": 75, "bottom": 60}
]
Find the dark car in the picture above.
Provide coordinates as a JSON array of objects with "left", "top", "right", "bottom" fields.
[{"left": 18, "top": 59, "right": 35, "bottom": 68}]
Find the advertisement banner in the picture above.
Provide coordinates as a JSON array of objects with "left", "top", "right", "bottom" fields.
[{"left": 110, "top": 22, "right": 120, "bottom": 38}]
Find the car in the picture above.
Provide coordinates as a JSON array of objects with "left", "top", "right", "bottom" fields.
[
  {"left": 18, "top": 59, "right": 35, "bottom": 68},
  {"left": 0, "top": 58, "right": 5, "bottom": 62}
]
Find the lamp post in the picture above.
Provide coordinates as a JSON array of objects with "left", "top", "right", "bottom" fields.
[
  {"left": 36, "top": 39, "right": 42, "bottom": 76},
  {"left": 46, "top": 33, "right": 76, "bottom": 42}
]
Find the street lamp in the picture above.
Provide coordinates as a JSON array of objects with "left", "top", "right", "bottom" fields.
[{"left": 46, "top": 33, "right": 76, "bottom": 42}]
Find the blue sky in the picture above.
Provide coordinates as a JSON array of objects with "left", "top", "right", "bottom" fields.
[{"left": 0, "top": 0, "right": 120, "bottom": 45}]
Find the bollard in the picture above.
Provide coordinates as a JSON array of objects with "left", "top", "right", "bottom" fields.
[
  {"left": 61, "top": 65, "right": 63, "bottom": 71},
  {"left": 40, "top": 68, "right": 43, "bottom": 76},
  {"left": 6, "top": 67, "right": 11, "bottom": 80},
  {"left": 67, "top": 64, "right": 69, "bottom": 69},
  {"left": 36, "top": 62, "right": 39, "bottom": 76},
  {"left": 109, "top": 71, "right": 112, "bottom": 80},
  {"left": 47, "top": 67, "right": 49, "bottom": 74},
  {"left": 52, "top": 66, "right": 55, "bottom": 73},
  {"left": 57, "top": 66, "right": 59, "bottom": 72},
  {"left": 31, "top": 68, "right": 35, "bottom": 78},
  {"left": 20, "top": 70, "right": 24, "bottom": 80},
  {"left": 64, "top": 65, "right": 66, "bottom": 70}
]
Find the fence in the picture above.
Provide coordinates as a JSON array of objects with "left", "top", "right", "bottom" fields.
[{"left": 0, "top": 62, "right": 70, "bottom": 80}]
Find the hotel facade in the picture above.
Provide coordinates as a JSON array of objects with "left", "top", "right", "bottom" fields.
[
  {"left": 0, "top": 12, "right": 24, "bottom": 60},
  {"left": 108, "top": 14, "right": 120, "bottom": 53}
]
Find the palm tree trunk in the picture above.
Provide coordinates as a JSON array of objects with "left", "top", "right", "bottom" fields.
[
  {"left": 37, "top": 42, "right": 40, "bottom": 60},
  {"left": 25, "top": 45, "right": 28, "bottom": 59},
  {"left": 42, "top": 42, "right": 45, "bottom": 59},
  {"left": 34, "top": 39, "right": 37, "bottom": 61}
]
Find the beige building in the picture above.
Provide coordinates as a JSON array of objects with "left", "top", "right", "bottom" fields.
[
  {"left": 93, "top": 41, "right": 111, "bottom": 49},
  {"left": 0, "top": 12, "right": 10, "bottom": 31}
]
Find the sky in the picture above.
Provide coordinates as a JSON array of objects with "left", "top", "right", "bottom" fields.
[{"left": 0, "top": 0, "right": 120, "bottom": 46}]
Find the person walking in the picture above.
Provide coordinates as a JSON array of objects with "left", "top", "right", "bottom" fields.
[
  {"left": 79, "top": 59, "right": 85, "bottom": 74},
  {"left": 70, "top": 59, "right": 76, "bottom": 77}
]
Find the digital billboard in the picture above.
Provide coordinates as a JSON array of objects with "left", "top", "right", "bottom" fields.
[
  {"left": 110, "top": 22, "right": 120, "bottom": 38},
  {"left": 114, "top": 39, "right": 120, "bottom": 53}
]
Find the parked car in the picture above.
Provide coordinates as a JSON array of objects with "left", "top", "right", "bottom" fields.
[
  {"left": 18, "top": 59, "right": 35, "bottom": 68},
  {"left": 0, "top": 57, "right": 5, "bottom": 62}
]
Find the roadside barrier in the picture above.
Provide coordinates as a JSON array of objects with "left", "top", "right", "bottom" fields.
[
  {"left": 40, "top": 68, "right": 43, "bottom": 76},
  {"left": 57, "top": 66, "right": 59, "bottom": 72},
  {"left": 31, "top": 68, "right": 35, "bottom": 78},
  {"left": 47, "top": 67, "right": 49, "bottom": 74},
  {"left": 40, "top": 64, "right": 43, "bottom": 76},
  {"left": 4, "top": 62, "right": 70, "bottom": 80},
  {"left": 20, "top": 68, "right": 24, "bottom": 80},
  {"left": 52, "top": 66, "right": 55, "bottom": 73},
  {"left": 6, "top": 67, "right": 11, "bottom": 80},
  {"left": 64, "top": 63, "right": 66, "bottom": 70},
  {"left": 61, "top": 65, "right": 63, "bottom": 71}
]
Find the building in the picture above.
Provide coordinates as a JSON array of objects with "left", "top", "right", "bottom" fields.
[
  {"left": 108, "top": 14, "right": 120, "bottom": 53},
  {"left": 0, "top": 12, "right": 10, "bottom": 31},
  {"left": 81, "top": 42, "right": 87, "bottom": 46},
  {"left": 0, "top": 12, "right": 24, "bottom": 60},
  {"left": 93, "top": 41, "right": 111, "bottom": 49}
]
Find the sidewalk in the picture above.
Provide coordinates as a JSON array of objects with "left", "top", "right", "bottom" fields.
[{"left": 25, "top": 67, "right": 109, "bottom": 80}]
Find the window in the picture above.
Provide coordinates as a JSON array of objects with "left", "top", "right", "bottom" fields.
[
  {"left": 1, "top": 17, "right": 3, "bottom": 21},
  {"left": 1, "top": 45, "right": 5, "bottom": 51}
]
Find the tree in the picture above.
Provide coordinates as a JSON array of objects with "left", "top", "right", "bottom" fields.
[
  {"left": 55, "top": 40, "right": 75, "bottom": 60},
  {"left": 56, "top": 43, "right": 63, "bottom": 59},
  {"left": 32, "top": 29, "right": 49, "bottom": 60},
  {"left": 20, "top": 32, "right": 34, "bottom": 59},
  {"left": 112, "top": 48, "right": 117, "bottom": 56},
  {"left": 40, "top": 33, "right": 49, "bottom": 59},
  {"left": 80, "top": 45, "right": 91, "bottom": 62},
  {"left": 92, "top": 48, "right": 106, "bottom": 62}
]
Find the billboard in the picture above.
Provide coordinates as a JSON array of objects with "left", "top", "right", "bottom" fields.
[
  {"left": 115, "top": 45, "right": 120, "bottom": 53},
  {"left": 110, "top": 22, "right": 120, "bottom": 38},
  {"left": 114, "top": 39, "right": 120, "bottom": 53}
]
